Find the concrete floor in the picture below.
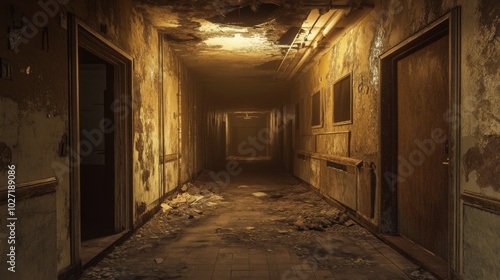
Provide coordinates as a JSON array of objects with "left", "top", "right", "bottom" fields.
[{"left": 81, "top": 170, "right": 436, "bottom": 280}]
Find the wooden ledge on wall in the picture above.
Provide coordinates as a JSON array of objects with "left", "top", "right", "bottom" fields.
[
  {"left": 296, "top": 149, "right": 363, "bottom": 168},
  {"left": 461, "top": 191, "right": 500, "bottom": 215},
  {"left": 0, "top": 177, "right": 58, "bottom": 204},
  {"left": 160, "top": 153, "right": 179, "bottom": 164}
]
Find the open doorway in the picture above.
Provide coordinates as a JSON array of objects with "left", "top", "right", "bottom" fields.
[
  {"left": 69, "top": 20, "right": 133, "bottom": 267},
  {"left": 79, "top": 47, "right": 116, "bottom": 240}
]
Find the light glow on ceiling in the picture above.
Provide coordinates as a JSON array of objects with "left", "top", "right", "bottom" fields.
[
  {"left": 204, "top": 33, "right": 270, "bottom": 51},
  {"left": 198, "top": 20, "right": 249, "bottom": 33}
]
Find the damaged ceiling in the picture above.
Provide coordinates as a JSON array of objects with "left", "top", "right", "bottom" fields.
[{"left": 134, "top": 0, "right": 373, "bottom": 97}]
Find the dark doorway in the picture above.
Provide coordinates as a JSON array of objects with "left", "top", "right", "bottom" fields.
[
  {"left": 70, "top": 21, "right": 133, "bottom": 267},
  {"left": 79, "top": 47, "right": 116, "bottom": 240},
  {"left": 396, "top": 34, "right": 449, "bottom": 261}
]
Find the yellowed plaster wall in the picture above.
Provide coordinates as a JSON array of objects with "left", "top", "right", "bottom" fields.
[
  {"left": 458, "top": 1, "right": 500, "bottom": 278},
  {"left": 1, "top": 0, "right": 72, "bottom": 272}
]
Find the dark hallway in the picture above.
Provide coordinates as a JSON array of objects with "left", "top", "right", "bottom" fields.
[{"left": 0, "top": 1, "right": 499, "bottom": 280}]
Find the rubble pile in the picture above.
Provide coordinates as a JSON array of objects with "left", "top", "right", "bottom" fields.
[
  {"left": 290, "top": 211, "right": 356, "bottom": 231},
  {"left": 160, "top": 182, "right": 225, "bottom": 219},
  {"left": 81, "top": 181, "right": 225, "bottom": 279}
]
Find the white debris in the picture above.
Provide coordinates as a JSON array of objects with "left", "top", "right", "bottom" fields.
[
  {"left": 170, "top": 194, "right": 187, "bottom": 205},
  {"left": 154, "top": 258, "right": 164, "bottom": 264},
  {"left": 161, "top": 203, "right": 172, "bottom": 213},
  {"left": 210, "top": 194, "right": 224, "bottom": 201},
  {"left": 252, "top": 192, "right": 268, "bottom": 197},
  {"left": 187, "top": 195, "right": 204, "bottom": 205}
]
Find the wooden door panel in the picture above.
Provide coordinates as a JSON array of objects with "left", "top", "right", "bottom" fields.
[{"left": 397, "top": 35, "right": 449, "bottom": 260}]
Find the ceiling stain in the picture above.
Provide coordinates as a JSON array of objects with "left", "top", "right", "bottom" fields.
[
  {"left": 164, "top": 33, "right": 202, "bottom": 42},
  {"left": 135, "top": 0, "right": 371, "bottom": 96},
  {"left": 208, "top": 3, "right": 282, "bottom": 27}
]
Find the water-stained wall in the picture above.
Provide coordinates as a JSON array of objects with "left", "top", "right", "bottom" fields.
[
  {"left": 458, "top": 0, "right": 500, "bottom": 278},
  {"left": 0, "top": 0, "right": 205, "bottom": 276},
  {"left": 0, "top": 0, "right": 72, "bottom": 274},
  {"left": 286, "top": 0, "right": 499, "bottom": 278}
]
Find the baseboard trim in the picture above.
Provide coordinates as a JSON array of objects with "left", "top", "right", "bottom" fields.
[
  {"left": 378, "top": 234, "right": 449, "bottom": 279},
  {"left": 58, "top": 261, "right": 82, "bottom": 280}
]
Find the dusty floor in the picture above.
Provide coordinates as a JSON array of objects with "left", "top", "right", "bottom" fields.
[{"left": 81, "top": 170, "right": 437, "bottom": 280}]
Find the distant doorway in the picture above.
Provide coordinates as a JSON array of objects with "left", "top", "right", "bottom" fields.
[{"left": 226, "top": 111, "right": 272, "bottom": 161}]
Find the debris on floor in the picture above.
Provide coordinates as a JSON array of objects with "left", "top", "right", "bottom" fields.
[
  {"left": 406, "top": 267, "right": 440, "bottom": 280},
  {"left": 161, "top": 182, "right": 225, "bottom": 219},
  {"left": 252, "top": 191, "right": 268, "bottom": 197},
  {"left": 80, "top": 172, "right": 436, "bottom": 280},
  {"left": 81, "top": 179, "right": 227, "bottom": 279},
  {"left": 215, "top": 182, "right": 369, "bottom": 269}
]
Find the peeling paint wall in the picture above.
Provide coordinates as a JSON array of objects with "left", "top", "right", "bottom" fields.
[
  {"left": 460, "top": 0, "right": 500, "bottom": 199},
  {"left": 286, "top": 0, "right": 499, "bottom": 278},
  {"left": 0, "top": 0, "right": 205, "bottom": 276},
  {"left": 0, "top": 0, "right": 71, "bottom": 273},
  {"left": 162, "top": 42, "right": 181, "bottom": 194},
  {"left": 459, "top": 0, "right": 500, "bottom": 278},
  {"left": 179, "top": 51, "right": 204, "bottom": 184}
]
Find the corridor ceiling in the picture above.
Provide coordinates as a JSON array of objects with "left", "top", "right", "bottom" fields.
[{"left": 135, "top": 0, "right": 373, "bottom": 97}]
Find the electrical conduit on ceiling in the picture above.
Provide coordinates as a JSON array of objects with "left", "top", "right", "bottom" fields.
[{"left": 286, "top": 9, "right": 345, "bottom": 80}]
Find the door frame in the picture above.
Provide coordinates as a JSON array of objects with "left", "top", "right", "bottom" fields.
[
  {"left": 378, "top": 7, "right": 461, "bottom": 270},
  {"left": 68, "top": 16, "right": 133, "bottom": 266}
]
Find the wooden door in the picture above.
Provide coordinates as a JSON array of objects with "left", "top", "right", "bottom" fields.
[{"left": 397, "top": 34, "right": 449, "bottom": 261}]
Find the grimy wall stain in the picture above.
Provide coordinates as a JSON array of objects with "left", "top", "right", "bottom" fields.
[{"left": 463, "top": 136, "right": 500, "bottom": 192}]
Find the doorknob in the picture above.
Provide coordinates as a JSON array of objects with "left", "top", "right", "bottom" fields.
[{"left": 442, "top": 158, "right": 450, "bottom": 165}]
